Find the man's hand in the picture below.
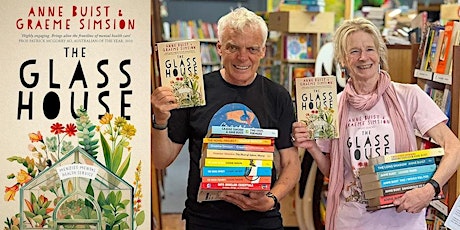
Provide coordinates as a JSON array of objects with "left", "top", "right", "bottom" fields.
[
  {"left": 151, "top": 86, "right": 178, "bottom": 123},
  {"left": 220, "top": 191, "right": 274, "bottom": 212}
]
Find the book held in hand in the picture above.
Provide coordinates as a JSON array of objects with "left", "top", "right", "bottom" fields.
[
  {"left": 155, "top": 39, "right": 206, "bottom": 108},
  {"left": 295, "top": 76, "right": 339, "bottom": 139}
]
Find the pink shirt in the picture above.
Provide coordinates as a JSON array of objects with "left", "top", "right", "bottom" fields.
[{"left": 318, "top": 83, "right": 447, "bottom": 230}]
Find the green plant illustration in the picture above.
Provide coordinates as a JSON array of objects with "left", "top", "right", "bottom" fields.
[
  {"left": 97, "top": 191, "right": 130, "bottom": 230},
  {"left": 3, "top": 109, "right": 144, "bottom": 230},
  {"left": 302, "top": 106, "right": 337, "bottom": 139},
  {"left": 170, "top": 73, "right": 204, "bottom": 107}
]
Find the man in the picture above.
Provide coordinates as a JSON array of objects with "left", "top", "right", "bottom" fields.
[{"left": 152, "top": 7, "right": 300, "bottom": 229}]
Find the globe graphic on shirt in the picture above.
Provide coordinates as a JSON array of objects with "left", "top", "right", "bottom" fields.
[{"left": 208, "top": 103, "right": 260, "bottom": 129}]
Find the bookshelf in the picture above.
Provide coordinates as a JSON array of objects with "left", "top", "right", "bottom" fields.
[
  {"left": 413, "top": 46, "right": 460, "bottom": 227},
  {"left": 267, "top": 11, "right": 335, "bottom": 98}
]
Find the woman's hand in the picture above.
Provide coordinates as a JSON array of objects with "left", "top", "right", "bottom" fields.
[{"left": 292, "top": 121, "right": 318, "bottom": 150}]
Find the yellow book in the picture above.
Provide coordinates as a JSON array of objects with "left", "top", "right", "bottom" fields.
[
  {"left": 368, "top": 148, "right": 444, "bottom": 165},
  {"left": 202, "top": 149, "right": 273, "bottom": 161},
  {"left": 203, "top": 137, "right": 273, "bottom": 146},
  {"left": 202, "top": 158, "right": 273, "bottom": 168}
]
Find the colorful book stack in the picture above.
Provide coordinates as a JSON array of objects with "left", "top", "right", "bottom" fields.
[
  {"left": 197, "top": 126, "right": 278, "bottom": 202},
  {"left": 359, "top": 148, "right": 445, "bottom": 211}
]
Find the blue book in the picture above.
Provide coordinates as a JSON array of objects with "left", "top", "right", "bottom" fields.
[
  {"left": 362, "top": 171, "right": 434, "bottom": 191},
  {"left": 359, "top": 163, "right": 437, "bottom": 183},
  {"left": 201, "top": 166, "right": 272, "bottom": 177},
  {"left": 359, "top": 157, "right": 436, "bottom": 174}
]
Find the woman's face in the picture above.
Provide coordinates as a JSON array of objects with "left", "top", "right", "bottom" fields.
[{"left": 344, "top": 30, "right": 380, "bottom": 81}]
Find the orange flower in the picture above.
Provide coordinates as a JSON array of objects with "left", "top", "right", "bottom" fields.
[
  {"left": 4, "top": 184, "right": 19, "bottom": 201},
  {"left": 100, "top": 113, "right": 113, "bottom": 124},
  {"left": 17, "top": 169, "right": 32, "bottom": 185},
  {"left": 28, "top": 131, "right": 43, "bottom": 142}
]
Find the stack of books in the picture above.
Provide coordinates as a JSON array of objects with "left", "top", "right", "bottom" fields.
[
  {"left": 197, "top": 126, "right": 278, "bottom": 202},
  {"left": 359, "top": 148, "right": 445, "bottom": 211}
]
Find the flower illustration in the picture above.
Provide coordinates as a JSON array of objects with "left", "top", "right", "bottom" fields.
[{"left": 3, "top": 107, "right": 144, "bottom": 229}]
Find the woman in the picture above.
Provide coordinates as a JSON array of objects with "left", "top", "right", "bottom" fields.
[{"left": 291, "top": 17, "right": 460, "bottom": 230}]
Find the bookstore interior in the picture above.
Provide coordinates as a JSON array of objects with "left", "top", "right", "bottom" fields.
[{"left": 152, "top": 0, "right": 460, "bottom": 229}]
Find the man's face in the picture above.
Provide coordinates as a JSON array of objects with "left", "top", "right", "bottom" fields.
[{"left": 217, "top": 27, "right": 266, "bottom": 86}]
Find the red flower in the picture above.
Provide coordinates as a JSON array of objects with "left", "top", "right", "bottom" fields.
[
  {"left": 4, "top": 184, "right": 19, "bottom": 201},
  {"left": 50, "top": 123, "right": 64, "bottom": 134},
  {"left": 65, "top": 123, "right": 77, "bottom": 136}
]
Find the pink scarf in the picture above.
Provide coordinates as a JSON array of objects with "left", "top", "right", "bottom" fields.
[{"left": 326, "top": 70, "right": 417, "bottom": 230}]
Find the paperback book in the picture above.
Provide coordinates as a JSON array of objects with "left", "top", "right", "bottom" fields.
[
  {"left": 206, "top": 126, "right": 278, "bottom": 139},
  {"left": 155, "top": 39, "right": 206, "bottom": 108},
  {"left": 200, "top": 182, "right": 271, "bottom": 191},
  {"left": 359, "top": 164, "right": 437, "bottom": 184},
  {"left": 359, "top": 157, "right": 436, "bottom": 175},
  {"left": 201, "top": 176, "right": 272, "bottom": 184},
  {"left": 295, "top": 76, "right": 339, "bottom": 139},
  {"left": 201, "top": 166, "right": 272, "bottom": 177},
  {"left": 203, "top": 137, "right": 274, "bottom": 145},
  {"left": 201, "top": 158, "right": 273, "bottom": 168},
  {"left": 205, "top": 143, "right": 275, "bottom": 152},
  {"left": 202, "top": 148, "right": 274, "bottom": 161},
  {"left": 363, "top": 181, "right": 426, "bottom": 200},
  {"left": 361, "top": 171, "right": 434, "bottom": 191},
  {"left": 368, "top": 148, "right": 444, "bottom": 165}
]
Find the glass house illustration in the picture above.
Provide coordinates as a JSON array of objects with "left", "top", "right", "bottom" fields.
[{"left": 19, "top": 147, "right": 134, "bottom": 229}]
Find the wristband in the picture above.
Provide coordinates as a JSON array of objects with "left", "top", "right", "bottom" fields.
[
  {"left": 427, "top": 179, "right": 441, "bottom": 197},
  {"left": 266, "top": 192, "right": 279, "bottom": 210},
  {"left": 152, "top": 115, "right": 168, "bottom": 130}
]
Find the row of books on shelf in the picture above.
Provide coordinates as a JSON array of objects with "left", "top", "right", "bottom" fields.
[
  {"left": 200, "top": 43, "right": 220, "bottom": 65},
  {"left": 163, "top": 20, "right": 218, "bottom": 40},
  {"left": 281, "top": 0, "right": 326, "bottom": 12},
  {"left": 414, "top": 20, "right": 460, "bottom": 81},
  {"left": 423, "top": 84, "right": 452, "bottom": 127},
  {"left": 197, "top": 126, "right": 278, "bottom": 202},
  {"left": 358, "top": 148, "right": 445, "bottom": 211}
]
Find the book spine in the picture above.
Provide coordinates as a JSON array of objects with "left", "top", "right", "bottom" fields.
[
  {"left": 197, "top": 189, "right": 223, "bottom": 202},
  {"left": 203, "top": 149, "right": 274, "bottom": 160},
  {"left": 201, "top": 166, "right": 272, "bottom": 177},
  {"left": 203, "top": 158, "right": 273, "bottom": 168},
  {"left": 209, "top": 126, "right": 278, "bottom": 138},
  {"left": 203, "top": 137, "right": 274, "bottom": 146},
  {"left": 359, "top": 164, "right": 437, "bottom": 183},
  {"left": 367, "top": 193, "right": 404, "bottom": 207},
  {"left": 368, "top": 148, "right": 444, "bottom": 165},
  {"left": 201, "top": 176, "right": 272, "bottom": 184},
  {"left": 363, "top": 181, "right": 426, "bottom": 199},
  {"left": 360, "top": 157, "right": 435, "bottom": 175},
  {"left": 366, "top": 203, "right": 396, "bottom": 211},
  {"left": 200, "top": 182, "right": 271, "bottom": 191},
  {"left": 362, "top": 171, "right": 434, "bottom": 191},
  {"left": 207, "top": 143, "right": 275, "bottom": 152}
]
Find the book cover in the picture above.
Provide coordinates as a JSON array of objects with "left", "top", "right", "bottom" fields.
[
  {"left": 363, "top": 181, "right": 426, "bottom": 200},
  {"left": 155, "top": 39, "right": 206, "bottom": 108},
  {"left": 205, "top": 143, "right": 275, "bottom": 152},
  {"left": 367, "top": 193, "right": 404, "bottom": 207},
  {"left": 436, "top": 21, "right": 460, "bottom": 74},
  {"left": 203, "top": 137, "right": 274, "bottom": 146},
  {"left": 206, "top": 126, "right": 279, "bottom": 139},
  {"left": 361, "top": 171, "right": 434, "bottom": 191},
  {"left": 359, "top": 164, "right": 437, "bottom": 184},
  {"left": 197, "top": 189, "right": 229, "bottom": 202},
  {"left": 295, "top": 76, "right": 339, "bottom": 139},
  {"left": 421, "top": 28, "right": 435, "bottom": 71},
  {"left": 202, "top": 149, "right": 274, "bottom": 160},
  {"left": 202, "top": 158, "right": 273, "bottom": 168},
  {"left": 368, "top": 148, "right": 444, "bottom": 165},
  {"left": 284, "top": 34, "right": 310, "bottom": 60},
  {"left": 200, "top": 182, "right": 271, "bottom": 191},
  {"left": 431, "top": 29, "right": 445, "bottom": 71},
  {"left": 201, "top": 176, "right": 272, "bottom": 184},
  {"left": 359, "top": 157, "right": 436, "bottom": 175},
  {"left": 201, "top": 166, "right": 272, "bottom": 177}
]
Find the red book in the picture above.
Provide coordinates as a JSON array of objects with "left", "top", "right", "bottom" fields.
[{"left": 436, "top": 21, "right": 460, "bottom": 74}]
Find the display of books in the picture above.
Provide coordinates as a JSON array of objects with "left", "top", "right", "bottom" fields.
[
  {"left": 198, "top": 126, "right": 277, "bottom": 202},
  {"left": 295, "top": 76, "right": 339, "bottom": 139},
  {"left": 155, "top": 39, "right": 206, "bottom": 108},
  {"left": 360, "top": 148, "right": 444, "bottom": 211}
]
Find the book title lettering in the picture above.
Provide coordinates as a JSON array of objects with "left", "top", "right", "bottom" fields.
[{"left": 18, "top": 47, "right": 134, "bottom": 121}]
